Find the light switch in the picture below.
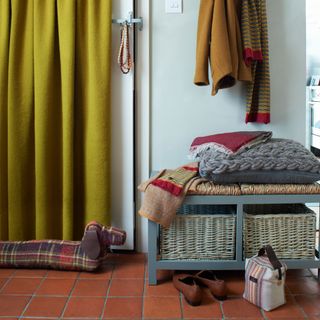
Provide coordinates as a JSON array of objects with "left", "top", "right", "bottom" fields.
[{"left": 165, "top": 0, "right": 183, "bottom": 14}]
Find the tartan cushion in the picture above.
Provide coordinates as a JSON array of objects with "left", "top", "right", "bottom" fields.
[{"left": 0, "top": 240, "right": 102, "bottom": 272}]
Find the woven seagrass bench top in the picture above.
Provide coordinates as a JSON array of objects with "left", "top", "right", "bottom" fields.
[
  {"left": 240, "top": 183, "right": 320, "bottom": 195},
  {"left": 188, "top": 181, "right": 241, "bottom": 195},
  {"left": 188, "top": 181, "right": 320, "bottom": 195}
]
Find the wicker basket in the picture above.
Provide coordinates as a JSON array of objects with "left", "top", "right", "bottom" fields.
[
  {"left": 160, "top": 205, "right": 236, "bottom": 260},
  {"left": 244, "top": 204, "right": 316, "bottom": 259}
]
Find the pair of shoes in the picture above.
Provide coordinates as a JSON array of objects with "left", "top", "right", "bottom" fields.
[
  {"left": 81, "top": 221, "right": 126, "bottom": 259},
  {"left": 195, "top": 270, "right": 227, "bottom": 301},
  {"left": 173, "top": 273, "right": 202, "bottom": 306},
  {"left": 173, "top": 271, "right": 227, "bottom": 306}
]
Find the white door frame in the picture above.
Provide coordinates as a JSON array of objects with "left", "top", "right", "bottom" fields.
[
  {"left": 111, "top": 0, "right": 136, "bottom": 250},
  {"left": 135, "top": 0, "right": 150, "bottom": 253}
]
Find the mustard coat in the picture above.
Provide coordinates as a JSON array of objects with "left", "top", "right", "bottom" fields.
[{"left": 194, "top": 0, "right": 252, "bottom": 95}]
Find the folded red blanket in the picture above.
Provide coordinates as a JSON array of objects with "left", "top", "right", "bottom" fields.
[{"left": 189, "top": 131, "right": 272, "bottom": 159}]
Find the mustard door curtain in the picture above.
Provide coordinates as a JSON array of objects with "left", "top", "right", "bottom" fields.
[{"left": 0, "top": 0, "right": 112, "bottom": 240}]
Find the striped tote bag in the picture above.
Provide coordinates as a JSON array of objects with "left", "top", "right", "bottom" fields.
[{"left": 243, "top": 245, "right": 287, "bottom": 311}]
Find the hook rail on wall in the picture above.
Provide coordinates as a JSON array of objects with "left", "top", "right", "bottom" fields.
[{"left": 112, "top": 11, "right": 143, "bottom": 31}]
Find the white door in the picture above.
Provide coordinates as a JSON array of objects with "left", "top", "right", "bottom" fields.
[{"left": 111, "top": 0, "right": 135, "bottom": 250}]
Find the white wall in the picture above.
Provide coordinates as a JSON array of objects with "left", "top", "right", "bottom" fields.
[
  {"left": 306, "top": 0, "right": 320, "bottom": 80},
  {"left": 151, "top": 0, "right": 306, "bottom": 170}
]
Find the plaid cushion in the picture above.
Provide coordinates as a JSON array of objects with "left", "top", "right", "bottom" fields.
[{"left": 0, "top": 240, "right": 101, "bottom": 271}]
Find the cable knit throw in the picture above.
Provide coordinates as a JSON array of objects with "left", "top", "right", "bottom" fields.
[{"left": 199, "top": 139, "right": 320, "bottom": 184}]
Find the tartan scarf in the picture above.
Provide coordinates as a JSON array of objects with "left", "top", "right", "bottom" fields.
[
  {"left": 138, "top": 163, "right": 200, "bottom": 227},
  {"left": 151, "top": 165, "right": 198, "bottom": 196},
  {"left": 241, "top": 0, "right": 270, "bottom": 124}
]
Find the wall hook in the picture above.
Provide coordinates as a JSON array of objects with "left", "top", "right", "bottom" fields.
[{"left": 112, "top": 11, "right": 143, "bottom": 31}]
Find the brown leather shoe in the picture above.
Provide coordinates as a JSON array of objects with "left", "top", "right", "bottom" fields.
[
  {"left": 194, "top": 270, "right": 227, "bottom": 300},
  {"left": 172, "top": 273, "right": 202, "bottom": 306}
]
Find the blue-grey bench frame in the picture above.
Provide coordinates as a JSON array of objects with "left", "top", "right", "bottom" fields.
[{"left": 148, "top": 194, "right": 320, "bottom": 285}]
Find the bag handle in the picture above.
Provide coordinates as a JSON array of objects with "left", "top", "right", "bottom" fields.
[{"left": 258, "top": 245, "right": 283, "bottom": 280}]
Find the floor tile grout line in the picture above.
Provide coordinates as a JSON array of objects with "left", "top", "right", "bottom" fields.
[
  {"left": 99, "top": 263, "right": 115, "bottom": 320},
  {"left": 285, "top": 283, "right": 294, "bottom": 296},
  {"left": 179, "top": 292, "right": 184, "bottom": 320},
  {"left": 58, "top": 271, "right": 81, "bottom": 319},
  {"left": 290, "top": 293, "right": 310, "bottom": 319},
  {"left": 0, "top": 273, "right": 51, "bottom": 295},
  {"left": 260, "top": 307, "right": 267, "bottom": 320},
  {"left": 309, "top": 269, "right": 319, "bottom": 281},
  {"left": 19, "top": 270, "right": 49, "bottom": 319},
  {"left": 141, "top": 259, "right": 147, "bottom": 320},
  {"left": 19, "top": 317, "right": 62, "bottom": 320},
  {"left": 3, "top": 293, "right": 116, "bottom": 298},
  {"left": 219, "top": 300, "right": 225, "bottom": 320},
  {"left": 0, "top": 271, "right": 17, "bottom": 294},
  {"left": 0, "top": 292, "right": 184, "bottom": 298},
  {"left": 306, "top": 267, "right": 314, "bottom": 277},
  {"left": 292, "top": 293, "right": 320, "bottom": 296},
  {"left": 0, "top": 294, "right": 159, "bottom": 298}
]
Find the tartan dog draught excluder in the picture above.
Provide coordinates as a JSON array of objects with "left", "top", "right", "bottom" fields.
[{"left": 243, "top": 245, "right": 287, "bottom": 311}]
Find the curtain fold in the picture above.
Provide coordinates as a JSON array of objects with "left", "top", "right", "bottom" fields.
[
  {"left": 0, "top": 0, "right": 112, "bottom": 241},
  {"left": 0, "top": 0, "right": 10, "bottom": 240}
]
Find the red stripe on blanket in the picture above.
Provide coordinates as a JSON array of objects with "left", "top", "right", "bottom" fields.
[
  {"left": 245, "top": 112, "right": 270, "bottom": 124},
  {"left": 243, "top": 48, "right": 263, "bottom": 66},
  {"left": 182, "top": 166, "right": 198, "bottom": 171},
  {"left": 151, "top": 180, "right": 182, "bottom": 196}
]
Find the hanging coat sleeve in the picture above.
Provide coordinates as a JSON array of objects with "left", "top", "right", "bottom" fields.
[{"left": 194, "top": 0, "right": 214, "bottom": 86}]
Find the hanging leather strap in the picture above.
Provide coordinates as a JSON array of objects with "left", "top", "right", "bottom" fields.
[
  {"left": 258, "top": 245, "right": 283, "bottom": 280},
  {"left": 117, "top": 22, "right": 133, "bottom": 74}
]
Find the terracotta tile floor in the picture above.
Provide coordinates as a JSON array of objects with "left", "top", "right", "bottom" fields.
[{"left": 0, "top": 253, "right": 319, "bottom": 319}]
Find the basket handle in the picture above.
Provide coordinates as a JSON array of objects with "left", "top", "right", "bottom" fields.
[{"left": 258, "top": 245, "right": 283, "bottom": 280}]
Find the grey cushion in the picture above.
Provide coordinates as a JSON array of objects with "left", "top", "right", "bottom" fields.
[
  {"left": 199, "top": 139, "right": 320, "bottom": 184},
  {"left": 205, "top": 170, "right": 320, "bottom": 184}
]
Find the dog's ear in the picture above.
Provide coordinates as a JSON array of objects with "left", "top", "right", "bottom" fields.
[{"left": 80, "top": 230, "right": 101, "bottom": 260}]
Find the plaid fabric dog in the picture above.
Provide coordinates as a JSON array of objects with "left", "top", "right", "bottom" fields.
[
  {"left": 0, "top": 240, "right": 100, "bottom": 271},
  {"left": 0, "top": 222, "right": 126, "bottom": 271}
]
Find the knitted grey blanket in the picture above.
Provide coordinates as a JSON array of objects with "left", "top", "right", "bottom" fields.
[{"left": 199, "top": 139, "right": 320, "bottom": 176}]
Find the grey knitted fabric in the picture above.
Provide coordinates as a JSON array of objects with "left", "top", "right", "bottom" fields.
[{"left": 199, "top": 139, "right": 320, "bottom": 182}]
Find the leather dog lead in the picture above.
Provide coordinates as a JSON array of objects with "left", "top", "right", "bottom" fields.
[{"left": 118, "top": 22, "right": 133, "bottom": 74}]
